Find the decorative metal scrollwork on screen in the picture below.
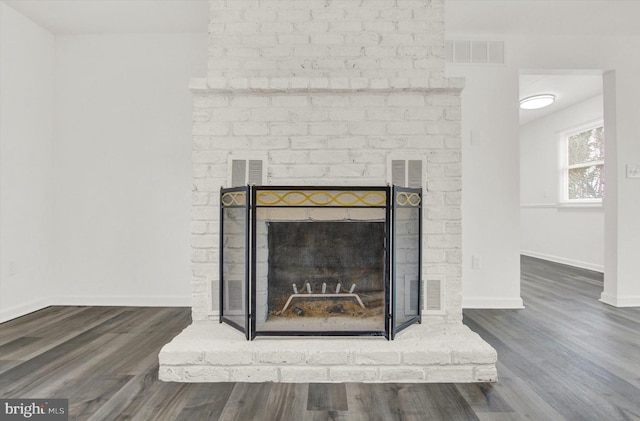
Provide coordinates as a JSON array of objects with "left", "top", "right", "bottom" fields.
[
  {"left": 256, "top": 190, "right": 387, "bottom": 207},
  {"left": 221, "top": 191, "right": 247, "bottom": 207},
  {"left": 395, "top": 192, "right": 421, "bottom": 207}
]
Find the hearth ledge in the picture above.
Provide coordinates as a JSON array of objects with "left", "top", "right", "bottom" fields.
[
  {"left": 188, "top": 77, "right": 465, "bottom": 93},
  {"left": 159, "top": 321, "right": 497, "bottom": 383}
]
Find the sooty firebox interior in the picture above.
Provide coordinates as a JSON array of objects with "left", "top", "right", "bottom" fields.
[{"left": 267, "top": 221, "right": 385, "bottom": 327}]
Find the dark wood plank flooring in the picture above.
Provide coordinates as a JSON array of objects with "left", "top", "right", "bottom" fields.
[{"left": 1, "top": 256, "right": 639, "bottom": 420}]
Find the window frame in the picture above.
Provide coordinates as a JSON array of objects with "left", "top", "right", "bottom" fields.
[{"left": 558, "top": 119, "right": 605, "bottom": 205}]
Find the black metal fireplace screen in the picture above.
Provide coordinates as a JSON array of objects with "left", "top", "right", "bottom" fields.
[{"left": 220, "top": 186, "right": 422, "bottom": 340}]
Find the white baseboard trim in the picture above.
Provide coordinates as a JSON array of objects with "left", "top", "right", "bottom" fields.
[
  {"left": 0, "top": 298, "right": 51, "bottom": 323},
  {"left": 600, "top": 293, "right": 640, "bottom": 308},
  {"left": 462, "top": 297, "right": 525, "bottom": 309},
  {"left": 521, "top": 250, "right": 604, "bottom": 273},
  {"left": 51, "top": 295, "right": 192, "bottom": 307},
  {"left": 0, "top": 296, "right": 192, "bottom": 323}
]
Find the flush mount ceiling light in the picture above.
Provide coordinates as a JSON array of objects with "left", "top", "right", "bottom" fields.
[{"left": 519, "top": 94, "right": 555, "bottom": 110}]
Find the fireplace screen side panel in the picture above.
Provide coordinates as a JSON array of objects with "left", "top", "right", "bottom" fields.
[
  {"left": 392, "top": 187, "right": 422, "bottom": 337},
  {"left": 393, "top": 208, "right": 421, "bottom": 323},
  {"left": 220, "top": 188, "right": 249, "bottom": 336}
]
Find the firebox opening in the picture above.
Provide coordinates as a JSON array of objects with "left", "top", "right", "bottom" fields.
[{"left": 257, "top": 219, "right": 387, "bottom": 333}]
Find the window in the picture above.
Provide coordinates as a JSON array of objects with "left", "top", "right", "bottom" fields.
[{"left": 561, "top": 122, "right": 605, "bottom": 202}]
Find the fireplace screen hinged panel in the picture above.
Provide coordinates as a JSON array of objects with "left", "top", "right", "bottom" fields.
[{"left": 220, "top": 186, "right": 422, "bottom": 340}]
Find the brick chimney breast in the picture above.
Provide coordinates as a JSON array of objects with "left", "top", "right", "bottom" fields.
[{"left": 158, "top": 0, "right": 498, "bottom": 385}]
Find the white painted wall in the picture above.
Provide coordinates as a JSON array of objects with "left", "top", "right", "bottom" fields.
[
  {"left": 445, "top": 65, "right": 523, "bottom": 309},
  {"left": 520, "top": 95, "right": 604, "bottom": 271},
  {"left": 512, "top": 35, "right": 640, "bottom": 306},
  {"left": 0, "top": 3, "right": 55, "bottom": 321},
  {"left": 51, "top": 33, "right": 207, "bottom": 307},
  {"left": 601, "top": 68, "right": 640, "bottom": 307},
  {"left": 615, "top": 64, "right": 640, "bottom": 306},
  {"left": 447, "top": 28, "right": 640, "bottom": 307}
]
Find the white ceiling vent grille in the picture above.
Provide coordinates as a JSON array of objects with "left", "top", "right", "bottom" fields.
[{"left": 445, "top": 40, "right": 505, "bottom": 65}]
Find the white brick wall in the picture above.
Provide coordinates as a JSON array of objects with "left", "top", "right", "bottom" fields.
[
  {"left": 190, "top": 0, "right": 462, "bottom": 325},
  {"left": 207, "top": 0, "right": 444, "bottom": 87},
  {"left": 192, "top": 88, "right": 463, "bottom": 322}
]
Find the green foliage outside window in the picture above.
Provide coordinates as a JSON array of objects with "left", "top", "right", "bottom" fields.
[{"left": 566, "top": 126, "right": 604, "bottom": 200}]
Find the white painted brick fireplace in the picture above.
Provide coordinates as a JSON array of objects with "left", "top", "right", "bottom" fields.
[{"left": 159, "top": 0, "right": 497, "bottom": 383}]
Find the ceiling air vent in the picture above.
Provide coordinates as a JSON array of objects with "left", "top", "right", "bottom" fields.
[{"left": 445, "top": 40, "right": 505, "bottom": 65}]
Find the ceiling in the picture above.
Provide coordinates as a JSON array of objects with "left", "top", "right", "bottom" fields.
[
  {"left": 4, "top": 0, "right": 640, "bottom": 36},
  {"left": 519, "top": 74, "right": 603, "bottom": 125},
  {"left": 1, "top": 0, "right": 209, "bottom": 34},
  {"left": 2, "top": 0, "right": 627, "bottom": 126},
  {"left": 445, "top": 0, "right": 640, "bottom": 37}
]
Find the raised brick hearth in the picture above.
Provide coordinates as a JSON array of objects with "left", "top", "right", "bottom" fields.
[{"left": 160, "top": 322, "right": 496, "bottom": 383}]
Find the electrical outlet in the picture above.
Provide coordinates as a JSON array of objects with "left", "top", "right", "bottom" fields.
[{"left": 627, "top": 164, "right": 640, "bottom": 179}]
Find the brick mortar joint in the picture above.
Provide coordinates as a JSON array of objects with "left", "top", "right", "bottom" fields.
[{"left": 190, "top": 87, "right": 462, "bottom": 95}]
